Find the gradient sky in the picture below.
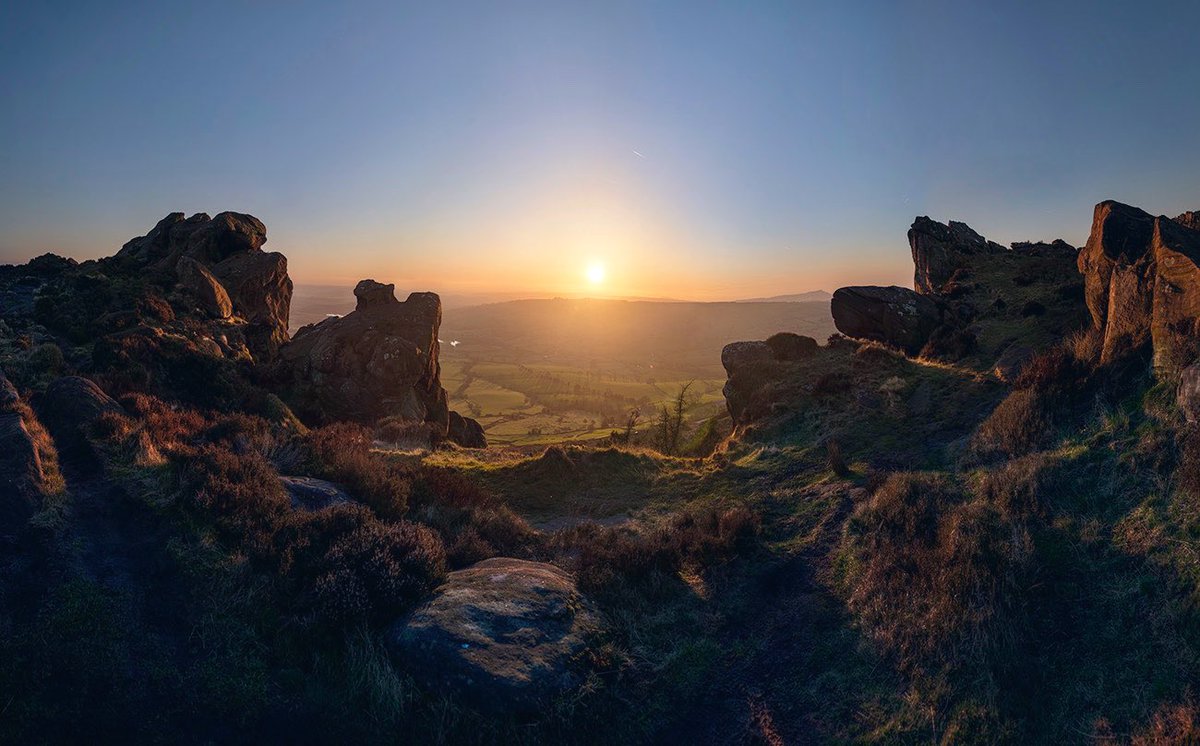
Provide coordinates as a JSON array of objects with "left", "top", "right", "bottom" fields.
[{"left": 2, "top": 1, "right": 1199, "bottom": 299}]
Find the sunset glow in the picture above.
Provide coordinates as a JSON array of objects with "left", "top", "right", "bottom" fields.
[{"left": 586, "top": 261, "right": 606, "bottom": 285}]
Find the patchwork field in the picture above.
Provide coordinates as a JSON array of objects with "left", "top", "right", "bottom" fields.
[{"left": 441, "top": 357, "right": 728, "bottom": 446}]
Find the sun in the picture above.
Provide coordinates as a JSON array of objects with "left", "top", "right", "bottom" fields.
[{"left": 585, "top": 261, "right": 606, "bottom": 285}]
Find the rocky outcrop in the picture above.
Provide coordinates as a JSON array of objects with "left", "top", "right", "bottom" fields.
[
  {"left": 829, "top": 215, "right": 1084, "bottom": 370},
  {"left": 387, "top": 558, "right": 600, "bottom": 713},
  {"left": 1077, "top": 200, "right": 1200, "bottom": 372},
  {"left": 830, "top": 286, "right": 941, "bottom": 355},
  {"left": 276, "top": 280, "right": 450, "bottom": 429},
  {"left": 1175, "top": 211, "right": 1200, "bottom": 231},
  {"left": 909, "top": 217, "right": 1006, "bottom": 295},
  {"left": 114, "top": 211, "right": 292, "bottom": 360},
  {"left": 721, "top": 335, "right": 820, "bottom": 423}
]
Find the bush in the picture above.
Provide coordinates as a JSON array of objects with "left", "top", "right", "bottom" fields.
[
  {"left": 920, "top": 324, "right": 977, "bottom": 360},
  {"left": 28, "top": 342, "right": 65, "bottom": 376},
  {"left": 308, "top": 424, "right": 412, "bottom": 520},
  {"left": 555, "top": 505, "right": 761, "bottom": 603},
  {"left": 971, "top": 389, "right": 1050, "bottom": 459},
  {"left": 310, "top": 517, "right": 446, "bottom": 623}
]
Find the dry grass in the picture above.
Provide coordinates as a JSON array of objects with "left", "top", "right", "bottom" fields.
[{"left": 840, "top": 472, "right": 1033, "bottom": 674}]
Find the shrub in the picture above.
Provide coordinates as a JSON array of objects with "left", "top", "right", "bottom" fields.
[
  {"left": 812, "top": 372, "right": 852, "bottom": 397},
  {"left": 308, "top": 424, "right": 412, "bottom": 520},
  {"left": 311, "top": 518, "right": 446, "bottom": 623},
  {"left": 972, "top": 389, "right": 1050, "bottom": 459},
  {"left": 411, "top": 466, "right": 534, "bottom": 559},
  {"left": 555, "top": 505, "right": 761, "bottom": 603},
  {"left": 920, "top": 324, "right": 977, "bottom": 360},
  {"left": 826, "top": 439, "right": 851, "bottom": 477},
  {"left": 185, "top": 445, "right": 290, "bottom": 559},
  {"left": 28, "top": 342, "right": 65, "bottom": 376}
]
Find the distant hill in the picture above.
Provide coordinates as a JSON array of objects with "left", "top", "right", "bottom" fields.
[
  {"left": 735, "top": 290, "right": 832, "bottom": 303},
  {"left": 440, "top": 297, "right": 835, "bottom": 378}
]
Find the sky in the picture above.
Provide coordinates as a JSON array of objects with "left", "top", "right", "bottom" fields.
[{"left": 2, "top": 1, "right": 1199, "bottom": 300}]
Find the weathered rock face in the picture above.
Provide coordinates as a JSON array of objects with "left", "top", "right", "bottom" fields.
[
  {"left": 1077, "top": 200, "right": 1200, "bottom": 372},
  {"left": 277, "top": 280, "right": 449, "bottom": 429},
  {"left": 115, "top": 211, "right": 292, "bottom": 360},
  {"left": 909, "top": 217, "right": 1006, "bottom": 295},
  {"left": 176, "top": 257, "right": 233, "bottom": 319},
  {"left": 830, "top": 286, "right": 941, "bottom": 355},
  {"left": 721, "top": 341, "right": 776, "bottom": 424},
  {"left": 1178, "top": 363, "right": 1200, "bottom": 423},
  {"left": 280, "top": 476, "right": 352, "bottom": 511},
  {"left": 387, "top": 558, "right": 600, "bottom": 713}
]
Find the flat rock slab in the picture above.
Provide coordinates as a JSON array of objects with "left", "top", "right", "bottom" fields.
[
  {"left": 387, "top": 557, "right": 601, "bottom": 713},
  {"left": 279, "top": 476, "right": 351, "bottom": 510}
]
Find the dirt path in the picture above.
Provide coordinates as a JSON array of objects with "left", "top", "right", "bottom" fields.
[{"left": 657, "top": 483, "right": 864, "bottom": 745}]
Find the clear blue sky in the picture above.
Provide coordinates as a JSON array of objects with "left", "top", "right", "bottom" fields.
[{"left": 2, "top": 1, "right": 1198, "bottom": 298}]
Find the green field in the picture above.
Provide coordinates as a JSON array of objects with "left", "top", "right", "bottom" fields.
[{"left": 443, "top": 358, "right": 726, "bottom": 446}]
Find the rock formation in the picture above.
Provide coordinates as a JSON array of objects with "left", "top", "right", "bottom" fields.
[
  {"left": 1077, "top": 200, "right": 1200, "bottom": 373},
  {"left": 276, "top": 280, "right": 485, "bottom": 446},
  {"left": 830, "top": 286, "right": 941, "bottom": 355},
  {"left": 387, "top": 557, "right": 601, "bottom": 713},
  {"left": 831, "top": 215, "right": 1083, "bottom": 366},
  {"left": 721, "top": 335, "right": 819, "bottom": 423},
  {"left": 36, "top": 376, "right": 121, "bottom": 472},
  {"left": 115, "top": 211, "right": 292, "bottom": 359},
  {"left": 909, "top": 216, "right": 1006, "bottom": 295}
]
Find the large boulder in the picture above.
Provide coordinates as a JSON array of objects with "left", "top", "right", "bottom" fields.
[
  {"left": 276, "top": 280, "right": 449, "bottom": 429},
  {"left": 1077, "top": 200, "right": 1200, "bottom": 372},
  {"left": 721, "top": 341, "right": 776, "bottom": 424},
  {"left": 37, "top": 376, "right": 121, "bottom": 472},
  {"left": 176, "top": 256, "right": 233, "bottom": 319},
  {"left": 830, "top": 286, "right": 941, "bottom": 355},
  {"left": 279, "top": 476, "right": 352, "bottom": 511},
  {"left": 909, "top": 216, "right": 1006, "bottom": 295},
  {"left": 448, "top": 411, "right": 487, "bottom": 448},
  {"left": 387, "top": 558, "right": 601, "bottom": 713}
]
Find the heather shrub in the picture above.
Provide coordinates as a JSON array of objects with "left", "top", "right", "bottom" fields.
[
  {"left": 307, "top": 423, "right": 412, "bottom": 520},
  {"left": 812, "top": 372, "right": 852, "bottom": 397},
  {"left": 971, "top": 389, "right": 1050, "bottom": 459},
  {"left": 185, "top": 445, "right": 290, "bottom": 559},
  {"left": 412, "top": 466, "right": 534, "bottom": 560},
  {"left": 555, "top": 505, "right": 761, "bottom": 603},
  {"left": 310, "top": 517, "right": 445, "bottom": 623}
]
